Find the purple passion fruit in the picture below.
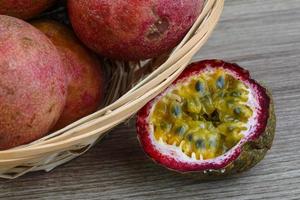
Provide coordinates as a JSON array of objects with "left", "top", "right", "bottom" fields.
[
  {"left": 68, "top": 0, "right": 204, "bottom": 61},
  {"left": 32, "top": 20, "right": 105, "bottom": 130},
  {"left": 0, "top": 15, "right": 67, "bottom": 150},
  {"left": 137, "top": 60, "right": 275, "bottom": 176}
]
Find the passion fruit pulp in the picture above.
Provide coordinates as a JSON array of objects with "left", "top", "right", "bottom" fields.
[{"left": 136, "top": 60, "right": 275, "bottom": 175}]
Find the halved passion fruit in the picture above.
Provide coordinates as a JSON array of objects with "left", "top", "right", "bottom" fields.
[{"left": 136, "top": 60, "right": 275, "bottom": 175}]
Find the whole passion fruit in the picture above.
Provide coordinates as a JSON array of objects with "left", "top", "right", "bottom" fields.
[
  {"left": 0, "top": 15, "right": 67, "bottom": 150},
  {"left": 136, "top": 60, "right": 276, "bottom": 176},
  {"left": 68, "top": 0, "right": 204, "bottom": 61},
  {"left": 0, "top": 0, "right": 55, "bottom": 20},
  {"left": 32, "top": 20, "right": 105, "bottom": 130}
]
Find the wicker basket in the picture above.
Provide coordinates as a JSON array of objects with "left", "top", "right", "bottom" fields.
[{"left": 0, "top": 0, "right": 224, "bottom": 179}]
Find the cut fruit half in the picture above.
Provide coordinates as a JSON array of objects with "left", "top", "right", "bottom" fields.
[{"left": 136, "top": 60, "right": 275, "bottom": 175}]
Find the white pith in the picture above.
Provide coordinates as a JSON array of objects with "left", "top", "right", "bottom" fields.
[{"left": 147, "top": 66, "right": 260, "bottom": 165}]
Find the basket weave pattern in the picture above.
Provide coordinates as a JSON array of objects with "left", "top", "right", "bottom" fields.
[{"left": 0, "top": 0, "right": 224, "bottom": 179}]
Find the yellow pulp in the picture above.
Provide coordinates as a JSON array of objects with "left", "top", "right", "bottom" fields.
[{"left": 150, "top": 69, "right": 253, "bottom": 160}]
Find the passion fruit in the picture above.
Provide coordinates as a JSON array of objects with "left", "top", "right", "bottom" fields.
[
  {"left": 0, "top": 15, "right": 67, "bottom": 150},
  {"left": 0, "top": 0, "right": 56, "bottom": 20},
  {"left": 68, "top": 0, "right": 204, "bottom": 61},
  {"left": 32, "top": 20, "right": 105, "bottom": 130},
  {"left": 136, "top": 60, "right": 276, "bottom": 176}
]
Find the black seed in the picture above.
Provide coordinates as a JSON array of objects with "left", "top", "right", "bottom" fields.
[
  {"left": 196, "top": 139, "right": 205, "bottom": 149},
  {"left": 187, "top": 134, "right": 193, "bottom": 141},
  {"left": 176, "top": 126, "right": 186, "bottom": 136},
  {"left": 172, "top": 105, "right": 181, "bottom": 117},
  {"left": 211, "top": 110, "right": 220, "bottom": 122},
  {"left": 195, "top": 81, "right": 205, "bottom": 93},
  {"left": 216, "top": 76, "right": 225, "bottom": 89},
  {"left": 203, "top": 113, "right": 209, "bottom": 121},
  {"left": 234, "top": 107, "right": 242, "bottom": 115}
]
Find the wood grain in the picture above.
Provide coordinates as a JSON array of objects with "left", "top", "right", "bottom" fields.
[{"left": 1, "top": 0, "right": 300, "bottom": 199}]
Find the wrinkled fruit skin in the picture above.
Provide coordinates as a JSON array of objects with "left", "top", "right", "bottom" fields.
[
  {"left": 32, "top": 20, "right": 105, "bottom": 130},
  {"left": 0, "top": 15, "right": 67, "bottom": 150},
  {"left": 0, "top": 0, "right": 55, "bottom": 20},
  {"left": 136, "top": 60, "right": 276, "bottom": 177},
  {"left": 68, "top": 0, "right": 204, "bottom": 61}
]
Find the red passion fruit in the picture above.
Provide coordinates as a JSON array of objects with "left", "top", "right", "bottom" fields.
[
  {"left": 68, "top": 0, "right": 204, "bottom": 61},
  {"left": 32, "top": 20, "right": 105, "bottom": 130},
  {"left": 136, "top": 60, "right": 276, "bottom": 175},
  {"left": 0, "top": 15, "right": 67, "bottom": 150},
  {"left": 0, "top": 0, "right": 56, "bottom": 20}
]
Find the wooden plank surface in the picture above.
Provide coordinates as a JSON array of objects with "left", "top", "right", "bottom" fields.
[{"left": 1, "top": 0, "right": 300, "bottom": 199}]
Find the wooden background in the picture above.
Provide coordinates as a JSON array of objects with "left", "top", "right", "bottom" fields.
[{"left": 1, "top": 0, "right": 300, "bottom": 199}]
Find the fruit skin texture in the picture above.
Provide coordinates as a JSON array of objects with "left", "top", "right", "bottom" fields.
[
  {"left": 68, "top": 0, "right": 204, "bottom": 61},
  {"left": 32, "top": 20, "right": 105, "bottom": 130},
  {"left": 136, "top": 60, "right": 276, "bottom": 176},
  {"left": 0, "top": 0, "right": 55, "bottom": 20},
  {"left": 0, "top": 15, "right": 67, "bottom": 150}
]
